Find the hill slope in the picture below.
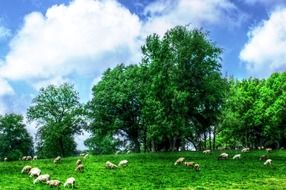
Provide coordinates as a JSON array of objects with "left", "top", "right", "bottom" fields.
[{"left": 1, "top": 150, "right": 286, "bottom": 189}]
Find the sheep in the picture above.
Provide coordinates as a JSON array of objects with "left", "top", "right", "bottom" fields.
[
  {"left": 83, "top": 154, "right": 89, "bottom": 159},
  {"left": 4, "top": 157, "right": 7, "bottom": 162},
  {"left": 33, "top": 174, "right": 50, "bottom": 184},
  {"left": 54, "top": 156, "right": 61, "bottom": 164},
  {"left": 264, "top": 159, "right": 272, "bottom": 166},
  {"left": 218, "top": 153, "right": 229, "bottom": 160},
  {"left": 105, "top": 161, "right": 118, "bottom": 169},
  {"left": 203, "top": 149, "right": 211, "bottom": 154},
  {"left": 266, "top": 148, "right": 272, "bottom": 153},
  {"left": 232, "top": 154, "right": 241, "bottom": 160},
  {"left": 75, "top": 164, "right": 84, "bottom": 172},
  {"left": 21, "top": 165, "right": 32, "bottom": 174},
  {"left": 80, "top": 153, "right": 85, "bottom": 156},
  {"left": 118, "top": 160, "right": 128, "bottom": 167},
  {"left": 26, "top": 156, "right": 32, "bottom": 160},
  {"left": 184, "top": 161, "right": 195, "bottom": 167},
  {"left": 127, "top": 150, "right": 131, "bottom": 154},
  {"left": 259, "top": 155, "right": 268, "bottom": 161},
  {"left": 76, "top": 159, "right": 82, "bottom": 166},
  {"left": 241, "top": 147, "right": 250, "bottom": 153},
  {"left": 47, "top": 180, "right": 61, "bottom": 188},
  {"left": 194, "top": 163, "right": 200, "bottom": 171},
  {"left": 22, "top": 156, "right": 27, "bottom": 161},
  {"left": 64, "top": 177, "right": 76, "bottom": 188},
  {"left": 174, "top": 157, "right": 185, "bottom": 165},
  {"left": 33, "top": 156, "right": 38, "bottom": 160},
  {"left": 29, "top": 167, "right": 41, "bottom": 177},
  {"left": 258, "top": 146, "right": 264, "bottom": 150}
]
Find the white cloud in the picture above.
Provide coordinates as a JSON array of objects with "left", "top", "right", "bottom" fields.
[
  {"left": 142, "top": 0, "right": 246, "bottom": 37},
  {"left": 0, "top": 0, "right": 141, "bottom": 84},
  {"left": 0, "top": 78, "right": 14, "bottom": 96},
  {"left": 240, "top": 8, "right": 286, "bottom": 77}
]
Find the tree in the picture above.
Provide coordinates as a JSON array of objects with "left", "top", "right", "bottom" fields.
[
  {"left": 27, "top": 83, "right": 85, "bottom": 158},
  {"left": 0, "top": 114, "right": 33, "bottom": 160}
]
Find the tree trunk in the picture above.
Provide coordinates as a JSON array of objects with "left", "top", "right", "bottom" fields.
[
  {"left": 151, "top": 140, "right": 155, "bottom": 152},
  {"left": 209, "top": 128, "right": 212, "bottom": 150},
  {"left": 213, "top": 126, "right": 216, "bottom": 150},
  {"left": 59, "top": 136, "right": 65, "bottom": 157}
]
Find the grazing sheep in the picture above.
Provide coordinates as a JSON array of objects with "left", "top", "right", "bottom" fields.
[
  {"left": 33, "top": 174, "right": 50, "bottom": 184},
  {"left": 64, "top": 177, "right": 76, "bottom": 188},
  {"left": 194, "top": 163, "right": 200, "bottom": 171},
  {"left": 26, "top": 156, "right": 32, "bottom": 160},
  {"left": 29, "top": 167, "right": 41, "bottom": 177},
  {"left": 54, "top": 156, "right": 61, "bottom": 164},
  {"left": 21, "top": 165, "right": 32, "bottom": 174},
  {"left": 184, "top": 161, "right": 195, "bottom": 167},
  {"left": 266, "top": 148, "right": 272, "bottom": 153},
  {"left": 80, "top": 153, "right": 85, "bottom": 156},
  {"left": 75, "top": 164, "right": 84, "bottom": 172},
  {"left": 118, "top": 160, "right": 128, "bottom": 167},
  {"left": 241, "top": 148, "right": 250, "bottom": 153},
  {"left": 105, "top": 161, "right": 118, "bottom": 169},
  {"left": 33, "top": 156, "right": 38, "bottom": 160},
  {"left": 115, "top": 151, "right": 121, "bottom": 155},
  {"left": 232, "top": 154, "right": 241, "bottom": 160},
  {"left": 218, "top": 153, "right": 229, "bottom": 160},
  {"left": 22, "top": 156, "right": 27, "bottom": 161},
  {"left": 76, "top": 159, "right": 82, "bottom": 166},
  {"left": 4, "top": 157, "right": 7, "bottom": 162},
  {"left": 259, "top": 155, "right": 268, "bottom": 161},
  {"left": 174, "top": 157, "right": 185, "bottom": 165},
  {"left": 47, "top": 180, "right": 61, "bottom": 188},
  {"left": 264, "top": 159, "right": 272, "bottom": 166},
  {"left": 127, "top": 150, "right": 131, "bottom": 154},
  {"left": 83, "top": 154, "right": 89, "bottom": 159},
  {"left": 203, "top": 149, "right": 211, "bottom": 154}
]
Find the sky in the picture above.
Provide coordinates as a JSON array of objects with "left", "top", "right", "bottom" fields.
[{"left": 1, "top": 0, "right": 286, "bottom": 150}]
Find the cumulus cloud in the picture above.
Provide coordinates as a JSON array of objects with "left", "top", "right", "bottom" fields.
[
  {"left": 0, "top": 0, "right": 141, "bottom": 85},
  {"left": 0, "top": 78, "right": 14, "bottom": 96},
  {"left": 240, "top": 8, "right": 286, "bottom": 77},
  {"left": 142, "top": 0, "right": 246, "bottom": 36}
]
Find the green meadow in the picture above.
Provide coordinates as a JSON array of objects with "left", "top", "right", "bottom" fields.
[{"left": 1, "top": 150, "right": 286, "bottom": 190}]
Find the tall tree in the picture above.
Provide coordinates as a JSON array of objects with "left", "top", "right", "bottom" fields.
[
  {"left": 0, "top": 114, "right": 33, "bottom": 160},
  {"left": 27, "top": 83, "right": 85, "bottom": 158}
]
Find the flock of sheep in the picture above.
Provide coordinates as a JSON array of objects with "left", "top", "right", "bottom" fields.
[
  {"left": 173, "top": 147, "right": 274, "bottom": 172},
  {"left": 18, "top": 153, "right": 129, "bottom": 189}
]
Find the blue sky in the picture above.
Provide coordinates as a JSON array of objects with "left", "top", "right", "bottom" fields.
[{"left": 1, "top": 0, "right": 286, "bottom": 149}]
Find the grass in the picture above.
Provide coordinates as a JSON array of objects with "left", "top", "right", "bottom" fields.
[{"left": 1, "top": 150, "right": 286, "bottom": 189}]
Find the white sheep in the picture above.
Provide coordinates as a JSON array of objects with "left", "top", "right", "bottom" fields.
[
  {"left": 174, "top": 157, "right": 185, "bottom": 165},
  {"left": 64, "top": 177, "right": 76, "bottom": 188},
  {"left": 266, "top": 148, "right": 272, "bottom": 153},
  {"left": 259, "top": 154, "right": 268, "bottom": 161},
  {"left": 105, "top": 161, "right": 118, "bottom": 169},
  {"left": 75, "top": 164, "right": 84, "bottom": 172},
  {"left": 33, "top": 156, "right": 38, "bottom": 160},
  {"left": 76, "top": 159, "right": 82, "bottom": 166},
  {"left": 218, "top": 153, "right": 229, "bottom": 160},
  {"left": 184, "top": 161, "right": 195, "bottom": 167},
  {"left": 22, "top": 156, "right": 27, "bottom": 160},
  {"left": 33, "top": 174, "right": 50, "bottom": 184},
  {"left": 83, "top": 154, "right": 89, "bottom": 159},
  {"left": 26, "top": 156, "right": 32, "bottom": 160},
  {"left": 241, "top": 147, "right": 250, "bottom": 153},
  {"left": 54, "top": 156, "right": 61, "bottom": 164},
  {"left": 194, "top": 163, "right": 200, "bottom": 171},
  {"left": 203, "top": 149, "right": 211, "bottom": 154},
  {"left": 47, "top": 180, "right": 61, "bottom": 187},
  {"left": 232, "top": 154, "right": 241, "bottom": 160},
  {"left": 21, "top": 165, "right": 32, "bottom": 174},
  {"left": 118, "top": 160, "right": 128, "bottom": 167},
  {"left": 4, "top": 157, "right": 7, "bottom": 162},
  {"left": 80, "top": 153, "right": 85, "bottom": 156},
  {"left": 29, "top": 167, "right": 41, "bottom": 177},
  {"left": 264, "top": 159, "right": 272, "bottom": 166}
]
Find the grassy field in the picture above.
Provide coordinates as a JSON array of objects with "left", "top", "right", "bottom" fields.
[{"left": 1, "top": 150, "right": 286, "bottom": 189}]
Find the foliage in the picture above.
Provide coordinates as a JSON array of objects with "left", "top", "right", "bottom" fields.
[
  {"left": 27, "top": 83, "right": 85, "bottom": 158},
  {"left": 0, "top": 114, "right": 33, "bottom": 160}
]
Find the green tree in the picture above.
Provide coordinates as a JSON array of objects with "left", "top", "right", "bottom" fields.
[
  {"left": 0, "top": 114, "right": 33, "bottom": 160},
  {"left": 27, "top": 83, "right": 85, "bottom": 158}
]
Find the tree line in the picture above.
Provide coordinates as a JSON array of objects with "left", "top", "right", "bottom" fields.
[{"left": 1, "top": 26, "right": 285, "bottom": 160}]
